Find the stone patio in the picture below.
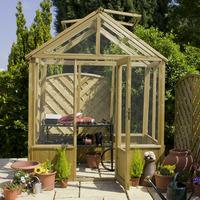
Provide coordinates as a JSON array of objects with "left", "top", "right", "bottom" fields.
[{"left": 0, "top": 158, "right": 198, "bottom": 200}]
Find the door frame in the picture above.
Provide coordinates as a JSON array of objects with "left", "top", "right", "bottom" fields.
[{"left": 115, "top": 56, "right": 131, "bottom": 189}]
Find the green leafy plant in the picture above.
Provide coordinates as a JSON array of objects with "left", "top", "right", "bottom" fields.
[
  {"left": 157, "top": 164, "right": 175, "bottom": 176},
  {"left": 13, "top": 170, "right": 31, "bottom": 185},
  {"left": 130, "top": 150, "right": 144, "bottom": 178},
  {"left": 4, "top": 182, "right": 19, "bottom": 191},
  {"left": 177, "top": 170, "right": 192, "bottom": 183},
  {"left": 55, "top": 147, "right": 71, "bottom": 181}
]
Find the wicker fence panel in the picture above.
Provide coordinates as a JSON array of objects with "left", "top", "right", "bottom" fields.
[{"left": 175, "top": 74, "right": 200, "bottom": 161}]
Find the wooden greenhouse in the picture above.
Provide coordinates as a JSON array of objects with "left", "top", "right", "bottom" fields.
[{"left": 26, "top": 8, "right": 167, "bottom": 189}]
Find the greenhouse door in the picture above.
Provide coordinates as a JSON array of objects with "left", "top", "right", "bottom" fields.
[{"left": 115, "top": 57, "right": 131, "bottom": 190}]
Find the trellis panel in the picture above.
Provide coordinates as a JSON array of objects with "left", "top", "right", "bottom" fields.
[
  {"left": 175, "top": 74, "right": 200, "bottom": 160},
  {"left": 42, "top": 73, "right": 110, "bottom": 135}
]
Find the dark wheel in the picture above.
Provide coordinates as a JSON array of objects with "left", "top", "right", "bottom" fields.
[{"left": 100, "top": 147, "right": 115, "bottom": 171}]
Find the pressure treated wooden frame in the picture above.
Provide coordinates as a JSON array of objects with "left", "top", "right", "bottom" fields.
[
  {"left": 27, "top": 8, "right": 167, "bottom": 189},
  {"left": 61, "top": 8, "right": 141, "bottom": 29}
]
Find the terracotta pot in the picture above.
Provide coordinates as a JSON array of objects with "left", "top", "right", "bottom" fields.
[
  {"left": 86, "top": 152, "right": 101, "bottom": 168},
  {"left": 37, "top": 171, "right": 56, "bottom": 191},
  {"left": 154, "top": 172, "right": 173, "bottom": 192},
  {"left": 185, "top": 181, "right": 193, "bottom": 192},
  {"left": 3, "top": 188, "right": 18, "bottom": 200},
  {"left": 130, "top": 177, "right": 140, "bottom": 186},
  {"left": 17, "top": 187, "right": 22, "bottom": 195},
  {"left": 194, "top": 183, "right": 200, "bottom": 197},
  {"left": 162, "top": 149, "right": 193, "bottom": 172},
  {"left": 11, "top": 160, "right": 40, "bottom": 172},
  {"left": 60, "top": 179, "right": 68, "bottom": 188}
]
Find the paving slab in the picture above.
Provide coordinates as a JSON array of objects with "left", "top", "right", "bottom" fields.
[
  {"left": 80, "top": 181, "right": 127, "bottom": 199},
  {"left": 55, "top": 181, "right": 79, "bottom": 199},
  {"left": 77, "top": 166, "right": 100, "bottom": 178},
  {"left": 127, "top": 186, "right": 153, "bottom": 200},
  {"left": 0, "top": 158, "right": 200, "bottom": 200},
  {"left": 18, "top": 191, "right": 55, "bottom": 200}
]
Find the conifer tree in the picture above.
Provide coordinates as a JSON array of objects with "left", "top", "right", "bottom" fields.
[
  {"left": 168, "top": 0, "right": 200, "bottom": 47},
  {"left": 0, "top": 0, "right": 52, "bottom": 157},
  {"left": 52, "top": 0, "right": 169, "bottom": 33},
  {"left": 8, "top": 1, "right": 28, "bottom": 69}
]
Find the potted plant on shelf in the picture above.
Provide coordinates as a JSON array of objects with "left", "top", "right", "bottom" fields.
[
  {"left": 130, "top": 150, "right": 144, "bottom": 186},
  {"left": 3, "top": 182, "right": 20, "bottom": 200},
  {"left": 55, "top": 147, "right": 71, "bottom": 188},
  {"left": 34, "top": 160, "right": 56, "bottom": 191},
  {"left": 154, "top": 164, "right": 175, "bottom": 192}
]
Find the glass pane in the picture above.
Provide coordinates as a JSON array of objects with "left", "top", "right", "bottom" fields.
[
  {"left": 100, "top": 34, "right": 128, "bottom": 55},
  {"left": 156, "top": 69, "right": 159, "bottom": 140},
  {"left": 37, "top": 65, "right": 75, "bottom": 145},
  {"left": 148, "top": 69, "right": 153, "bottom": 136},
  {"left": 79, "top": 65, "right": 111, "bottom": 123},
  {"left": 130, "top": 67, "right": 145, "bottom": 133},
  {"left": 101, "top": 20, "right": 144, "bottom": 55},
  {"left": 66, "top": 32, "right": 96, "bottom": 54},
  {"left": 121, "top": 66, "right": 126, "bottom": 133},
  {"left": 52, "top": 19, "right": 96, "bottom": 54}
]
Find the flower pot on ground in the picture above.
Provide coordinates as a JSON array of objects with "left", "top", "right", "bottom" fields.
[
  {"left": 12, "top": 170, "right": 32, "bottom": 193},
  {"left": 154, "top": 164, "right": 175, "bottom": 192},
  {"left": 86, "top": 152, "right": 101, "bottom": 169},
  {"left": 55, "top": 147, "right": 71, "bottom": 188},
  {"left": 162, "top": 149, "right": 193, "bottom": 172},
  {"left": 11, "top": 160, "right": 40, "bottom": 173},
  {"left": 34, "top": 160, "right": 56, "bottom": 191},
  {"left": 3, "top": 182, "right": 19, "bottom": 200},
  {"left": 130, "top": 150, "right": 144, "bottom": 187}
]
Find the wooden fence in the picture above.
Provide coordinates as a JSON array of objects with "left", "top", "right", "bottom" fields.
[
  {"left": 175, "top": 74, "right": 200, "bottom": 161},
  {"left": 41, "top": 73, "right": 111, "bottom": 136}
]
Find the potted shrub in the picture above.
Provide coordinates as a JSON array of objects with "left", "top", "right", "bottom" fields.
[
  {"left": 34, "top": 160, "right": 56, "bottom": 191},
  {"left": 55, "top": 147, "right": 71, "bottom": 188},
  {"left": 3, "top": 182, "right": 20, "bottom": 200},
  {"left": 130, "top": 150, "right": 144, "bottom": 186},
  {"left": 154, "top": 164, "right": 175, "bottom": 192}
]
